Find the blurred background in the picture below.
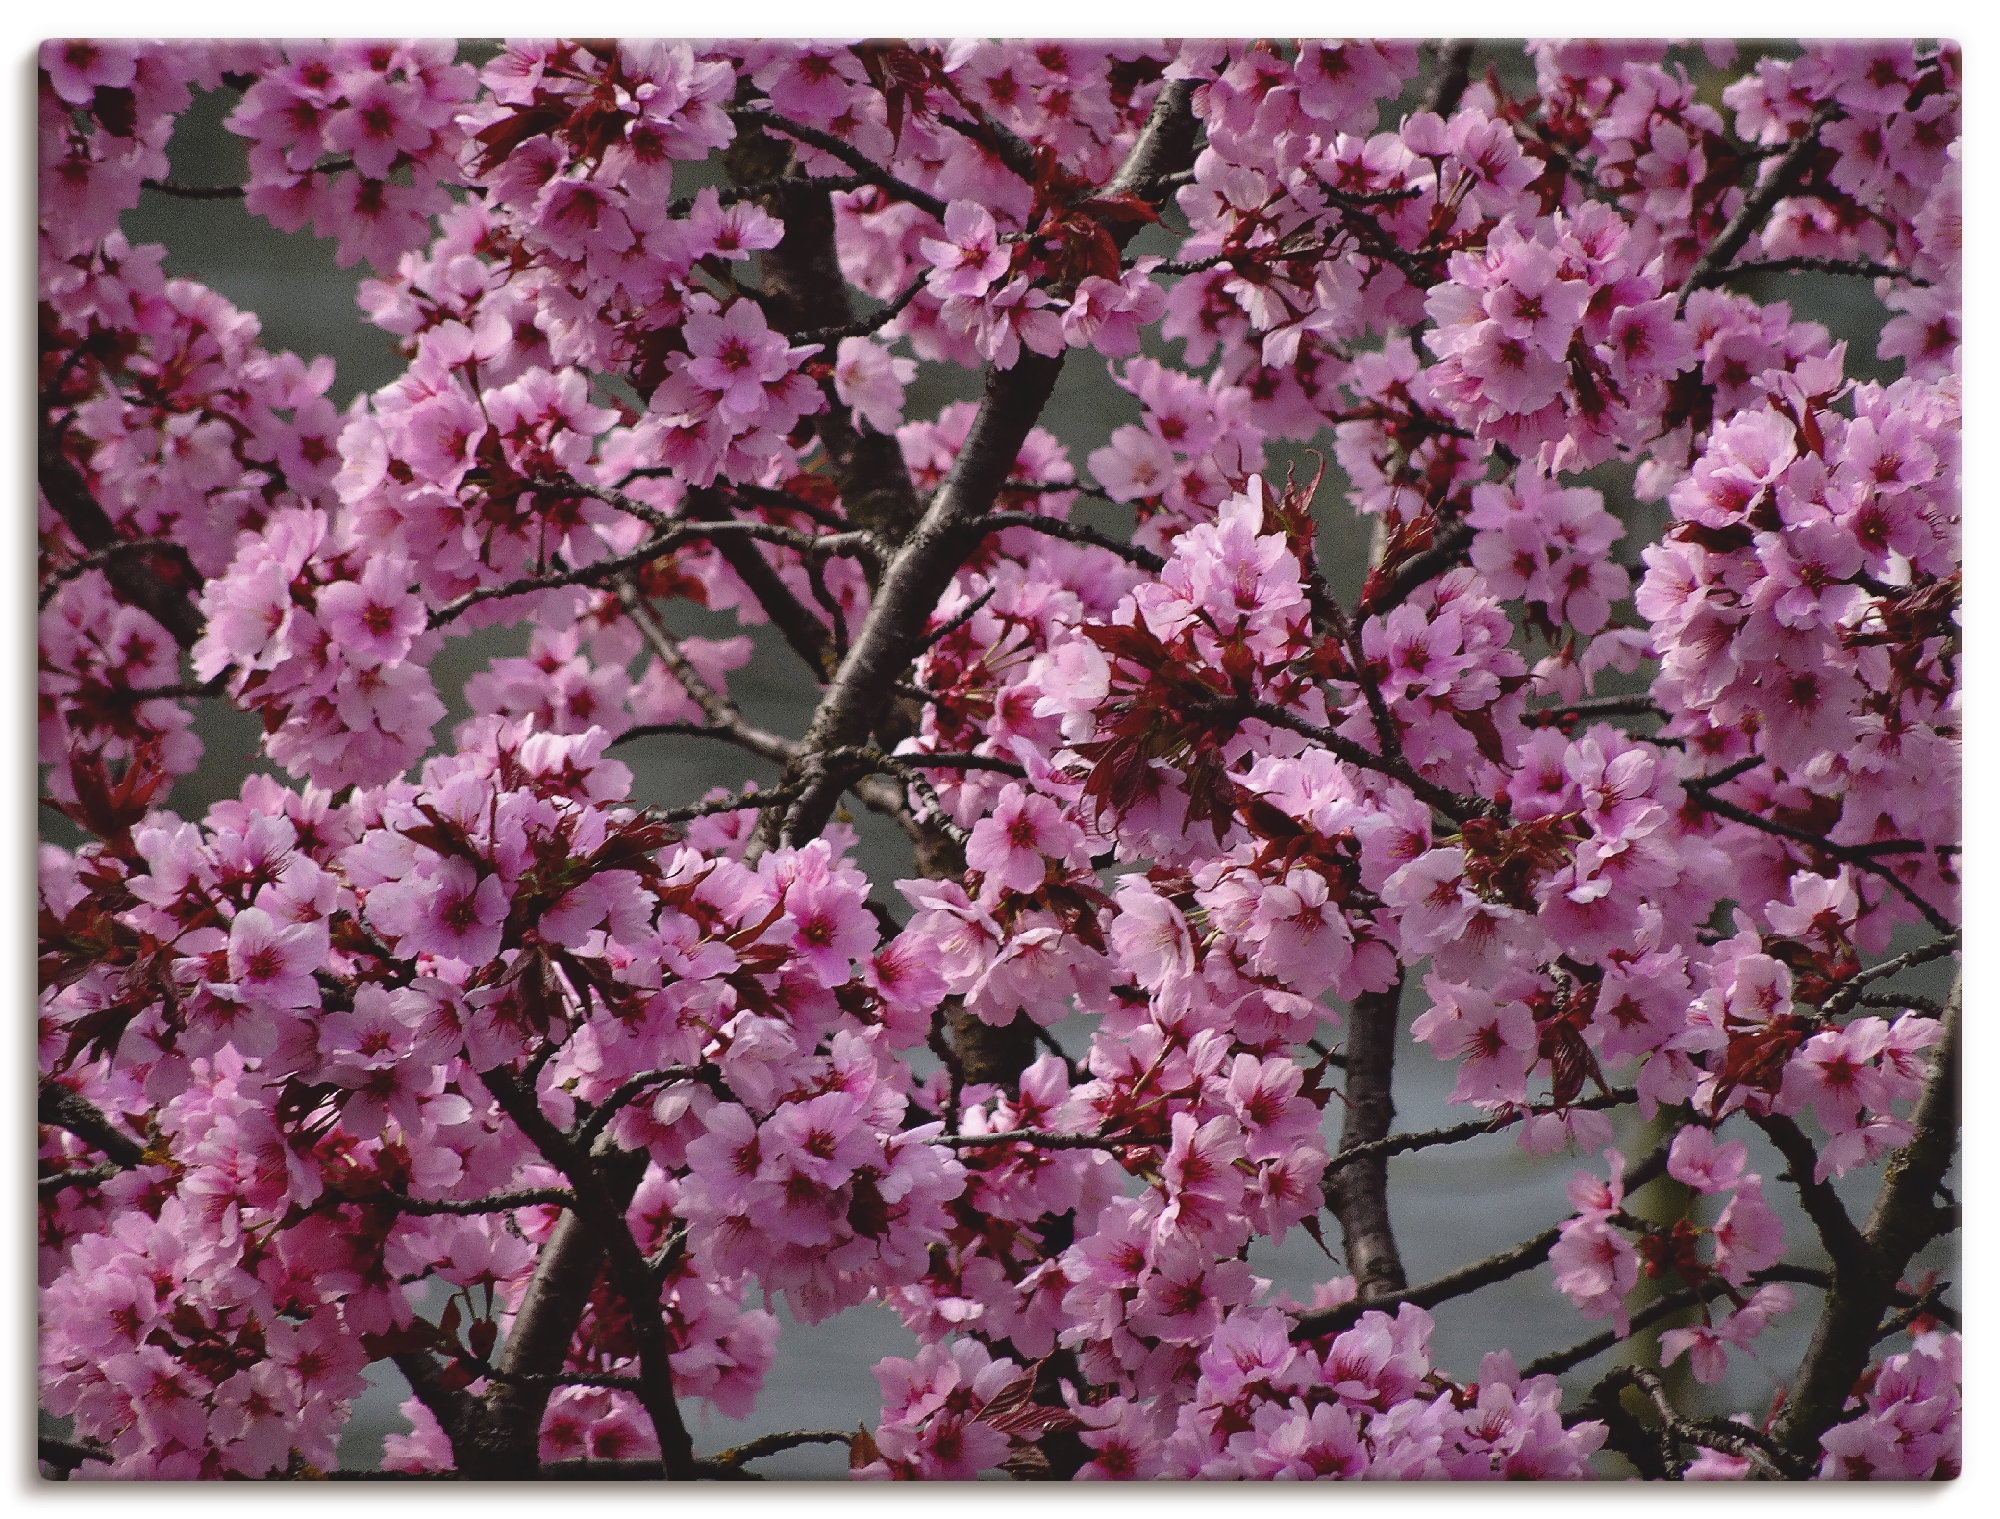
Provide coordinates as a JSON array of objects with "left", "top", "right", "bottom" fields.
[{"left": 53, "top": 40, "right": 1954, "bottom": 1477}]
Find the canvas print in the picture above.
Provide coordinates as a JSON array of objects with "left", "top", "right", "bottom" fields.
[{"left": 37, "top": 39, "right": 1959, "bottom": 1481}]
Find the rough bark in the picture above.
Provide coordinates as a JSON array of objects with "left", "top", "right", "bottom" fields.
[
  {"left": 773, "top": 80, "right": 1200, "bottom": 850},
  {"left": 1770, "top": 977, "right": 1960, "bottom": 1466},
  {"left": 1325, "top": 978, "right": 1409, "bottom": 1300},
  {"left": 1422, "top": 41, "right": 1476, "bottom": 118}
]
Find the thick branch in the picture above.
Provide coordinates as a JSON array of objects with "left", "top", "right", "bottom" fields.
[
  {"left": 475, "top": 1208, "right": 617, "bottom": 1476},
  {"left": 1421, "top": 41, "right": 1477, "bottom": 117},
  {"left": 38, "top": 1080, "right": 146, "bottom": 1169},
  {"left": 39, "top": 1434, "right": 113, "bottom": 1477},
  {"left": 1748, "top": 1111, "right": 1871, "bottom": 1283},
  {"left": 776, "top": 348, "right": 1066, "bottom": 844},
  {"left": 477, "top": 1068, "right": 696, "bottom": 1479},
  {"left": 685, "top": 486, "right": 840, "bottom": 677},
  {"left": 1772, "top": 977, "right": 1960, "bottom": 1464},
  {"left": 1324, "top": 979, "right": 1408, "bottom": 1300},
  {"left": 741, "top": 146, "right": 927, "bottom": 548},
  {"left": 40, "top": 1164, "right": 118, "bottom": 1197},
  {"left": 771, "top": 78, "right": 1199, "bottom": 849}
]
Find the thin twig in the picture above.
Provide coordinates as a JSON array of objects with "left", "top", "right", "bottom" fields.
[
  {"left": 649, "top": 787, "right": 800, "bottom": 827},
  {"left": 377, "top": 1188, "right": 577, "bottom": 1217},
  {"left": 729, "top": 108, "right": 950, "bottom": 221},
  {"left": 709, "top": 1430, "right": 851, "bottom": 1469},
  {"left": 1679, "top": 104, "right": 1839, "bottom": 308},
  {"left": 980, "top": 512, "right": 1166, "bottom": 572},
  {"left": 1524, "top": 1263, "right": 1832, "bottom": 1378},
  {"left": 1292, "top": 1142, "right": 1671, "bottom": 1341},
  {"left": 1241, "top": 699, "right": 1488, "bottom": 824},
  {"left": 1524, "top": 692, "right": 1665, "bottom": 725},
  {"left": 1323, "top": 1087, "right": 1639, "bottom": 1177},
  {"left": 790, "top": 272, "right": 927, "bottom": 346},
  {"left": 667, "top": 174, "right": 866, "bottom": 216},
  {"left": 430, "top": 520, "right": 875, "bottom": 630},
  {"left": 574, "top": 1065, "right": 718, "bottom": 1150},
  {"left": 1820, "top": 932, "right": 1958, "bottom": 1018},
  {"left": 1685, "top": 783, "right": 1954, "bottom": 934},
  {"left": 915, "top": 584, "right": 998, "bottom": 657},
  {"left": 1717, "top": 255, "right": 1929, "bottom": 286},
  {"left": 612, "top": 578, "right": 799, "bottom": 765},
  {"left": 931, "top": 1128, "right": 1158, "bottom": 1151},
  {"left": 1590, "top": 1365, "right": 1811, "bottom": 1479}
]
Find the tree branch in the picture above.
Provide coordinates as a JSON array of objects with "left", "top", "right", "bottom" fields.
[
  {"left": 477, "top": 1067, "right": 697, "bottom": 1479},
  {"left": 709, "top": 1430, "right": 851, "bottom": 1469},
  {"left": 376, "top": 1187, "right": 577, "bottom": 1217},
  {"left": 1749, "top": 1111, "right": 1871, "bottom": 1283},
  {"left": 1679, "top": 104, "right": 1838, "bottom": 308},
  {"left": 1242, "top": 700, "right": 1488, "bottom": 824},
  {"left": 574, "top": 1065, "right": 718, "bottom": 1151},
  {"left": 1684, "top": 782, "right": 1953, "bottom": 934},
  {"left": 768, "top": 77, "right": 1200, "bottom": 849},
  {"left": 1719, "top": 255, "right": 1929, "bottom": 286},
  {"left": 612, "top": 577, "right": 798, "bottom": 764},
  {"left": 790, "top": 272, "right": 927, "bottom": 347},
  {"left": 1421, "top": 41, "right": 1477, "bottom": 117},
  {"left": 1324, "top": 978, "right": 1408, "bottom": 1300},
  {"left": 1771, "top": 976, "right": 1960, "bottom": 1464},
  {"left": 1322, "top": 1087, "right": 1639, "bottom": 1177},
  {"left": 1820, "top": 933, "right": 1958, "bottom": 1018},
  {"left": 39, "top": 1434, "right": 112, "bottom": 1477},
  {"left": 685, "top": 486, "right": 841, "bottom": 677},
  {"left": 1587, "top": 1365, "right": 1811, "bottom": 1480},
  {"left": 38, "top": 1080, "right": 147, "bottom": 1169},
  {"left": 979, "top": 512, "right": 1166, "bottom": 572},
  {"left": 1526, "top": 1263, "right": 1832, "bottom": 1378},
  {"left": 1292, "top": 1142, "right": 1671, "bottom": 1340},
  {"left": 39, "top": 424, "right": 205, "bottom": 648},
  {"left": 729, "top": 108, "right": 950, "bottom": 221},
  {"left": 930, "top": 1128, "right": 1157, "bottom": 1151}
]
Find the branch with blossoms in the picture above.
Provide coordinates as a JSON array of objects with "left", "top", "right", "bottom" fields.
[{"left": 37, "top": 36, "right": 1959, "bottom": 1485}]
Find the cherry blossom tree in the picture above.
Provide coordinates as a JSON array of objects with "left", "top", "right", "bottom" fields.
[{"left": 38, "top": 36, "right": 1959, "bottom": 1482}]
